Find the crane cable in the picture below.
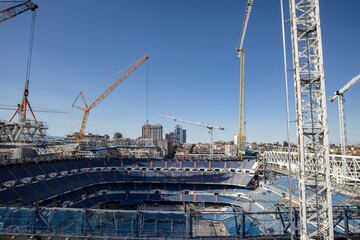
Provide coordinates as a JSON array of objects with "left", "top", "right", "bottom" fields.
[
  {"left": 280, "top": 0, "right": 294, "bottom": 239},
  {"left": 146, "top": 60, "right": 149, "bottom": 123},
  {"left": 26, "top": 9, "right": 36, "bottom": 83}
]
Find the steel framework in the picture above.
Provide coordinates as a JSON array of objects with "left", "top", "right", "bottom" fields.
[
  {"left": 263, "top": 151, "right": 360, "bottom": 190},
  {"left": 0, "top": 0, "right": 37, "bottom": 24},
  {"left": 0, "top": 206, "right": 359, "bottom": 239},
  {"left": 0, "top": 120, "right": 47, "bottom": 143},
  {"left": 289, "top": 0, "right": 333, "bottom": 238}
]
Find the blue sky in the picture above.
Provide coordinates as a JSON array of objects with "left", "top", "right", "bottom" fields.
[{"left": 0, "top": 0, "right": 359, "bottom": 144}]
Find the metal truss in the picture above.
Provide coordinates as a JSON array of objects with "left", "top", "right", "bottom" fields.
[
  {"left": 263, "top": 151, "right": 360, "bottom": 190},
  {"left": 0, "top": 120, "right": 47, "bottom": 143},
  {"left": 289, "top": 0, "right": 333, "bottom": 238},
  {"left": 35, "top": 143, "right": 79, "bottom": 155}
]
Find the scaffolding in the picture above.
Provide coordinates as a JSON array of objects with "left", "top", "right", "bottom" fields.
[{"left": 289, "top": 0, "right": 333, "bottom": 238}]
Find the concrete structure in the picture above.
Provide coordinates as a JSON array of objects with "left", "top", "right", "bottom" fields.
[{"left": 141, "top": 123, "right": 163, "bottom": 146}]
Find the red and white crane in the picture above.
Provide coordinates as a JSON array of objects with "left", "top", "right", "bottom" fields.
[
  {"left": 0, "top": 0, "right": 37, "bottom": 24},
  {"left": 1, "top": 0, "right": 39, "bottom": 123}
]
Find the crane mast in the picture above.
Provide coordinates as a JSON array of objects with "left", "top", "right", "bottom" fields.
[
  {"left": 237, "top": 0, "right": 254, "bottom": 151},
  {"left": 160, "top": 114, "right": 224, "bottom": 160},
  {"left": 0, "top": 0, "right": 38, "bottom": 24},
  {"left": 74, "top": 55, "right": 149, "bottom": 144},
  {"left": 289, "top": 0, "right": 333, "bottom": 238},
  {"left": 237, "top": 50, "right": 246, "bottom": 147}
]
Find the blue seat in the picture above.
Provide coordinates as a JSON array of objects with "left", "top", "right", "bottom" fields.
[
  {"left": 0, "top": 169, "right": 14, "bottom": 182},
  {"left": 7, "top": 165, "right": 31, "bottom": 180}
]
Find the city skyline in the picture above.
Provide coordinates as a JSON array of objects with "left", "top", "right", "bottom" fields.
[{"left": 1, "top": 0, "right": 359, "bottom": 144}]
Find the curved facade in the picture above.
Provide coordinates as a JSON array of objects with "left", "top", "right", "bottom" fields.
[{"left": 0, "top": 158, "right": 258, "bottom": 207}]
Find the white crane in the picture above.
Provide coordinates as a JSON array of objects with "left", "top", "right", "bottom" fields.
[
  {"left": 330, "top": 73, "right": 360, "bottom": 183},
  {"left": 330, "top": 73, "right": 360, "bottom": 156},
  {"left": 160, "top": 114, "right": 224, "bottom": 159}
]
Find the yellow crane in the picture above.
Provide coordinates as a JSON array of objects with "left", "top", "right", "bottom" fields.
[
  {"left": 237, "top": 49, "right": 246, "bottom": 146},
  {"left": 73, "top": 55, "right": 149, "bottom": 144},
  {"left": 237, "top": 0, "right": 254, "bottom": 155}
]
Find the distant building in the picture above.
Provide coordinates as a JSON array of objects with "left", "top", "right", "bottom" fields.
[
  {"left": 225, "top": 144, "right": 238, "bottom": 157},
  {"left": 182, "top": 129, "right": 187, "bottom": 144},
  {"left": 165, "top": 132, "right": 176, "bottom": 143},
  {"left": 142, "top": 123, "right": 163, "bottom": 145},
  {"left": 233, "top": 134, "right": 238, "bottom": 146},
  {"left": 174, "top": 125, "right": 186, "bottom": 144}
]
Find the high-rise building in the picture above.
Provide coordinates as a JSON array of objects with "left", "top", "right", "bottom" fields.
[
  {"left": 165, "top": 125, "right": 186, "bottom": 145},
  {"left": 142, "top": 123, "right": 163, "bottom": 145},
  {"left": 174, "top": 125, "right": 186, "bottom": 144},
  {"left": 175, "top": 125, "right": 182, "bottom": 144},
  {"left": 182, "top": 129, "right": 186, "bottom": 144},
  {"left": 165, "top": 132, "right": 176, "bottom": 143}
]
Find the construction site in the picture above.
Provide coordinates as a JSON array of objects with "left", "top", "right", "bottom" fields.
[{"left": 0, "top": 0, "right": 360, "bottom": 239}]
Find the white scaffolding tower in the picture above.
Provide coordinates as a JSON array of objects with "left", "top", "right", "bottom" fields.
[{"left": 289, "top": 0, "right": 333, "bottom": 239}]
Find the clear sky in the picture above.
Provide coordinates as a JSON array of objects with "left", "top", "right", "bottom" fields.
[{"left": 1, "top": 0, "right": 359, "bottom": 144}]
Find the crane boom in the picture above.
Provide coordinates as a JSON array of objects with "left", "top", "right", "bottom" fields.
[
  {"left": 75, "top": 55, "right": 149, "bottom": 144},
  {"left": 330, "top": 73, "right": 360, "bottom": 102},
  {"left": 0, "top": 0, "right": 38, "bottom": 24},
  {"left": 237, "top": 0, "right": 254, "bottom": 51},
  {"left": 160, "top": 114, "right": 224, "bottom": 130}
]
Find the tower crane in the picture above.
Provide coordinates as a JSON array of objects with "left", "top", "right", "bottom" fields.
[
  {"left": 0, "top": 0, "right": 38, "bottom": 24},
  {"left": 330, "top": 73, "right": 360, "bottom": 156},
  {"left": 236, "top": 0, "right": 254, "bottom": 153},
  {"left": 73, "top": 55, "right": 149, "bottom": 144},
  {"left": 160, "top": 114, "right": 224, "bottom": 160}
]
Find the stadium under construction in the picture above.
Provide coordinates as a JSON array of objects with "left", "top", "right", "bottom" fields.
[{"left": 1, "top": 0, "right": 360, "bottom": 240}]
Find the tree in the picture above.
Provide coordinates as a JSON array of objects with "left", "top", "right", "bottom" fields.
[{"left": 113, "top": 132, "right": 123, "bottom": 139}]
